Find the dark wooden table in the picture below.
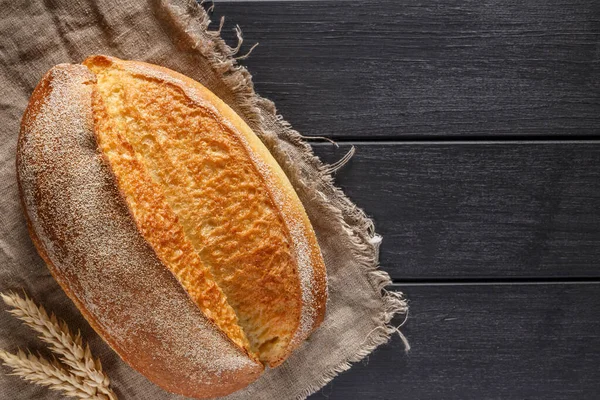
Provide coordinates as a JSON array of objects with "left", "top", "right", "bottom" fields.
[{"left": 214, "top": 1, "right": 600, "bottom": 398}]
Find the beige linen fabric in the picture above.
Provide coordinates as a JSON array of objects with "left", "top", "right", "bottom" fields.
[{"left": 0, "top": 1, "right": 407, "bottom": 399}]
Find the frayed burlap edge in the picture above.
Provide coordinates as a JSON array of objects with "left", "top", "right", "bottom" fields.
[{"left": 155, "top": 1, "right": 409, "bottom": 398}]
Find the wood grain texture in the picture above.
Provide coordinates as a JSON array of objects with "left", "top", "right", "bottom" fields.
[
  {"left": 310, "top": 283, "right": 600, "bottom": 400},
  {"left": 312, "top": 142, "right": 600, "bottom": 280},
  {"left": 213, "top": 2, "right": 600, "bottom": 398},
  {"left": 214, "top": 0, "right": 600, "bottom": 138}
]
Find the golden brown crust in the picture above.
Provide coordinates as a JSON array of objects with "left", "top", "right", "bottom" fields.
[
  {"left": 90, "top": 84, "right": 253, "bottom": 355},
  {"left": 84, "top": 55, "right": 327, "bottom": 365},
  {"left": 17, "top": 56, "right": 327, "bottom": 397},
  {"left": 17, "top": 64, "right": 262, "bottom": 399}
]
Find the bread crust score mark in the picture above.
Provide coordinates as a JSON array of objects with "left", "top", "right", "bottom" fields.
[{"left": 17, "top": 56, "right": 327, "bottom": 398}]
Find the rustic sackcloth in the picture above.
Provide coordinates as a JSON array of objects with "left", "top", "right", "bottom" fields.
[{"left": 0, "top": 1, "right": 408, "bottom": 399}]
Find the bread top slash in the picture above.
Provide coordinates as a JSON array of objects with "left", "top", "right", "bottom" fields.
[
  {"left": 84, "top": 55, "right": 327, "bottom": 366},
  {"left": 18, "top": 56, "right": 327, "bottom": 398}
]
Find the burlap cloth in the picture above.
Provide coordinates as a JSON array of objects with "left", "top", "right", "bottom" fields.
[{"left": 0, "top": 1, "right": 408, "bottom": 399}]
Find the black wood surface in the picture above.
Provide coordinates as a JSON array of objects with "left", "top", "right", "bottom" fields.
[
  {"left": 210, "top": 1, "right": 600, "bottom": 399},
  {"left": 312, "top": 284, "right": 600, "bottom": 400},
  {"left": 312, "top": 142, "right": 600, "bottom": 281},
  {"left": 215, "top": 0, "right": 600, "bottom": 139}
]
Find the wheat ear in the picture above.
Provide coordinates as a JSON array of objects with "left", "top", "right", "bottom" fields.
[
  {"left": 0, "top": 292, "right": 117, "bottom": 400},
  {"left": 0, "top": 349, "right": 98, "bottom": 399}
]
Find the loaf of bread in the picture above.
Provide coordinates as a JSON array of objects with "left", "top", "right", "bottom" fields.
[{"left": 16, "top": 55, "right": 327, "bottom": 398}]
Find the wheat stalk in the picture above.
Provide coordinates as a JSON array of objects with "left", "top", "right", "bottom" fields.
[{"left": 0, "top": 292, "right": 117, "bottom": 400}]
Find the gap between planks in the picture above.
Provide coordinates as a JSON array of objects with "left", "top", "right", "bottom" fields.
[
  {"left": 390, "top": 278, "right": 600, "bottom": 287},
  {"left": 310, "top": 138, "right": 600, "bottom": 146}
]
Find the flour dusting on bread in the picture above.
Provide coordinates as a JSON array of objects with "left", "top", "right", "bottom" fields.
[
  {"left": 18, "top": 57, "right": 327, "bottom": 398},
  {"left": 18, "top": 64, "right": 262, "bottom": 398}
]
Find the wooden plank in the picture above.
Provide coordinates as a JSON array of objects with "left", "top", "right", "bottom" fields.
[
  {"left": 311, "top": 142, "right": 600, "bottom": 280},
  {"left": 214, "top": 0, "right": 600, "bottom": 138},
  {"left": 310, "top": 283, "right": 600, "bottom": 399}
]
